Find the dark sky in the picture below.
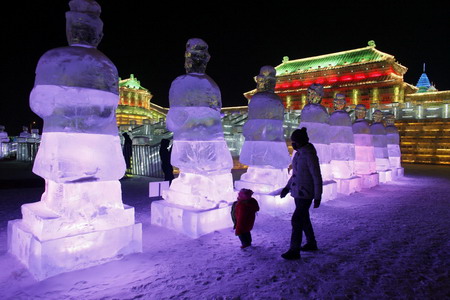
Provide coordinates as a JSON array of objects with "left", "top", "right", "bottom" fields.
[{"left": 2, "top": 1, "right": 449, "bottom": 135}]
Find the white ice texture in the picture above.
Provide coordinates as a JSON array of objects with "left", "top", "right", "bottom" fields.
[
  {"left": 370, "top": 122, "right": 390, "bottom": 171},
  {"left": 240, "top": 91, "right": 290, "bottom": 168},
  {"left": 352, "top": 119, "right": 377, "bottom": 175},
  {"left": 386, "top": 125, "right": 402, "bottom": 168},
  {"left": 329, "top": 111, "right": 355, "bottom": 179}
]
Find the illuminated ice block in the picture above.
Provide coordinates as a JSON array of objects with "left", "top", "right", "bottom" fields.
[
  {"left": 0, "top": 125, "right": 9, "bottom": 158},
  {"left": 236, "top": 66, "right": 290, "bottom": 195},
  {"left": 151, "top": 200, "right": 233, "bottom": 239},
  {"left": 8, "top": 180, "right": 142, "bottom": 280},
  {"left": 8, "top": 0, "right": 142, "bottom": 280},
  {"left": 151, "top": 38, "right": 234, "bottom": 237}
]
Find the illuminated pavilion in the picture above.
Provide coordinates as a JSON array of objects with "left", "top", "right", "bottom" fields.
[
  {"left": 244, "top": 41, "right": 418, "bottom": 110},
  {"left": 116, "top": 74, "right": 167, "bottom": 126}
]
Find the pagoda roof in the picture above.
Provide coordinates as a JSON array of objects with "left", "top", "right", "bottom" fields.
[
  {"left": 119, "top": 74, "right": 149, "bottom": 91},
  {"left": 416, "top": 72, "right": 432, "bottom": 93},
  {"left": 275, "top": 43, "right": 403, "bottom": 76}
]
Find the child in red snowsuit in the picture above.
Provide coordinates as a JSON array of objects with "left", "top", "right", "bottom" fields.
[{"left": 231, "top": 188, "right": 260, "bottom": 248}]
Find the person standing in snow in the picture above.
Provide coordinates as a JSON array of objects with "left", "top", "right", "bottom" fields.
[
  {"left": 280, "top": 127, "right": 323, "bottom": 260},
  {"left": 231, "top": 188, "right": 260, "bottom": 248}
]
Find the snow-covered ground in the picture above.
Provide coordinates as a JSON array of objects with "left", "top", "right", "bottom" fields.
[{"left": 0, "top": 161, "right": 449, "bottom": 299}]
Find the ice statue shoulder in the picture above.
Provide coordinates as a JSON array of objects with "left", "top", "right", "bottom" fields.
[
  {"left": 300, "top": 103, "right": 329, "bottom": 123},
  {"left": 248, "top": 92, "right": 284, "bottom": 120},
  {"left": 34, "top": 47, "right": 118, "bottom": 95}
]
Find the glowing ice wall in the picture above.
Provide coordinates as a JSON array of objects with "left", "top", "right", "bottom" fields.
[{"left": 8, "top": 0, "right": 142, "bottom": 280}]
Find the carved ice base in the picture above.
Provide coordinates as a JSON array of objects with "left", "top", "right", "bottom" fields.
[
  {"left": 322, "top": 180, "right": 338, "bottom": 202},
  {"left": 150, "top": 200, "right": 233, "bottom": 238},
  {"left": 358, "top": 173, "right": 379, "bottom": 189},
  {"left": 390, "top": 167, "right": 404, "bottom": 180},
  {"left": 335, "top": 176, "right": 362, "bottom": 195},
  {"left": 8, "top": 219, "right": 142, "bottom": 281},
  {"left": 378, "top": 169, "right": 393, "bottom": 183}
]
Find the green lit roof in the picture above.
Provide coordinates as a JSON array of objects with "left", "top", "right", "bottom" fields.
[
  {"left": 119, "top": 74, "right": 148, "bottom": 91},
  {"left": 275, "top": 43, "right": 394, "bottom": 75}
]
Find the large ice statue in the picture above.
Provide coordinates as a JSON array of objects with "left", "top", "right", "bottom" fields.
[
  {"left": 8, "top": 0, "right": 142, "bottom": 280},
  {"left": 235, "top": 66, "right": 290, "bottom": 193},
  {"left": 151, "top": 38, "right": 234, "bottom": 238},
  {"left": 0, "top": 125, "right": 10, "bottom": 159},
  {"left": 352, "top": 104, "right": 379, "bottom": 188},
  {"left": 329, "top": 94, "right": 361, "bottom": 195},
  {"left": 298, "top": 84, "right": 337, "bottom": 201},
  {"left": 385, "top": 113, "right": 404, "bottom": 178},
  {"left": 370, "top": 109, "right": 392, "bottom": 182}
]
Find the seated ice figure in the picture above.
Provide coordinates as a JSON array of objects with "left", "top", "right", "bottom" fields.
[
  {"left": 370, "top": 110, "right": 391, "bottom": 173},
  {"left": 329, "top": 94, "right": 355, "bottom": 179},
  {"left": 352, "top": 104, "right": 377, "bottom": 175},
  {"left": 298, "top": 84, "right": 332, "bottom": 181},
  {"left": 8, "top": 0, "right": 141, "bottom": 280},
  {"left": 163, "top": 38, "right": 234, "bottom": 209},
  {"left": 385, "top": 113, "right": 403, "bottom": 177},
  {"left": 236, "top": 66, "right": 290, "bottom": 193}
]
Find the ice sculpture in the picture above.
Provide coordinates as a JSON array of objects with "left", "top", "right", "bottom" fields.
[
  {"left": 329, "top": 94, "right": 361, "bottom": 195},
  {"left": 18, "top": 126, "right": 31, "bottom": 142},
  {"left": 236, "top": 66, "right": 290, "bottom": 193},
  {"left": 370, "top": 110, "right": 392, "bottom": 182},
  {"left": 298, "top": 84, "right": 337, "bottom": 201},
  {"left": 151, "top": 38, "right": 234, "bottom": 238},
  {"left": 8, "top": 0, "right": 142, "bottom": 280},
  {"left": 234, "top": 66, "right": 292, "bottom": 215},
  {"left": 0, "top": 125, "right": 9, "bottom": 159},
  {"left": 385, "top": 113, "right": 404, "bottom": 178},
  {"left": 352, "top": 104, "right": 379, "bottom": 188}
]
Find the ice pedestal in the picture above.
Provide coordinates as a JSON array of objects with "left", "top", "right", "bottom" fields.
[
  {"left": 7, "top": 180, "right": 142, "bottom": 280},
  {"left": 151, "top": 200, "right": 233, "bottom": 238},
  {"left": 358, "top": 173, "right": 379, "bottom": 189},
  {"left": 334, "top": 176, "right": 362, "bottom": 195},
  {"left": 253, "top": 193, "right": 295, "bottom": 217},
  {"left": 377, "top": 169, "right": 393, "bottom": 183},
  {"left": 234, "top": 166, "right": 289, "bottom": 194},
  {"left": 162, "top": 172, "right": 234, "bottom": 209}
]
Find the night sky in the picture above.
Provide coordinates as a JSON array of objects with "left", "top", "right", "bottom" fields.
[{"left": 2, "top": 0, "right": 449, "bottom": 135}]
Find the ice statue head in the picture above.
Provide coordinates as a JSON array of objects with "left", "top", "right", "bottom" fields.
[
  {"left": 66, "top": 0, "right": 103, "bottom": 48},
  {"left": 0, "top": 125, "right": 4, "bottom": 133},
  {"left": 307, "top": 84, "right": 324, "bottom": 104},
  {"left": 291, "top": 127, "right": 309, "bottom": 149},
  {"left": 355, "top": 104, "right": 367, "bottom": 120},
  {"left": 256, "top": 66, "right": 277, "bottom": 92},
  {"left": 184, "top": 38, "right": 210, "bottom": 74},
  {"left": 385, "top": 113, "right": 395, "bottom": 126},
  {"left": 372, "top": 110, "right": 383, "bottom": 123},
  {"left": 333, "top": 93, "right": 346, "bottom": 111}
]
